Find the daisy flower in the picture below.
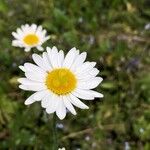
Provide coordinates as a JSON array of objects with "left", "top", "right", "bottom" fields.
[
  {"left": 58, "top": 148, "right": 65, "bottom": 150},
  {"left": 18, "top": 47, "right": 103, "bottom": 120},
  {"left": 12, "top": 24, "right": 50, "bottom": 52}
]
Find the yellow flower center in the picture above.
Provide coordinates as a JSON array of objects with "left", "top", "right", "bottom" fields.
[
  {"left": 23, "top": 34, "right": 39, "bottom": 46},
  {"left": 46, "top": 68, "right": 77, "bottom": 95}
]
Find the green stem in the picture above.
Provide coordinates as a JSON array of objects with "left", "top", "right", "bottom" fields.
[{"left": 52, "top": 114, "right": 58, "bottom": 150}]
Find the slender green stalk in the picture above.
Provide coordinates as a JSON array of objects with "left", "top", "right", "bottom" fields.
[{"left": 52, "top": 114, "right": 58, "bottom": 150}]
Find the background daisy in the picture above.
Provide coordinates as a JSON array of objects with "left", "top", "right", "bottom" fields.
[
  {"left": 58, "top": 148, "right": 65, "bottom": 150},
  {"left": 18, "top": 46, "right": 103, "bottom": 119},
  {"left": 12, "top": 24, "right": 50, "bottom": 52}
]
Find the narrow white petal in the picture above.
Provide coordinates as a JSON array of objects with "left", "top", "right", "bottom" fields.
[
  {"left": 89, "top": 90, "right": 104, "bottom": 98},
  {"left": 51, "top": 46, "right": 59, "bottom": 68},
  {"left": 72, "top": 89, "right": 94, "bottom": 100},
  {"left": 41, "top": 93, "right": 50, "bottom": 108},
  {"left": 34, "top": 90, "right": 49, "bottom": 101},
  {"left": 42, "top": 29, "right": 47, "bottom": 36},
  {"left": 75, "top": 62, "right": 96, "bottom": 74},
  {"left": 24, "top": 93, "right": 36, "bottom": 105},
  {"left": 69, "top": 94, "right": 89, "bottom": 109},
  {"left": 12, "top": 40, "right": 23, "bottom": 47},
  {"left": 46, "top": 47, "right": 52, "bottom": 60},
  {"left": 32, "top": 54, "right": 47, "bottom": 71},
  {"left": 19, "top": 66, "right": 26, "bottom": 72},
  {"left": 31, "top": 24, "right": 37, "bottom": 33},
  {"left": 46, "top": 94, "right": 59, "bottom": 114},
  {"left": 57, "top": 50, "right": 64, "bottom": 67},
  {"left": 76, "top": 68, "right": 99, "bottom": 80},
  {"left": 37, "top": 46, "right": 44, "bottom": 51},
  {"left": 77, "top": 77, "right": 103, "bottom": 89},
  {"left": 46, "top": 46, "right": 59, "bottom": 68},
  {"left": 63, "top": 96, "right": 77, "bottom": 115},
  {"left": 18, "top": 78, "right": 40, "bottom": 84},
  {"left": 42, "top": 52, "right": 52, "bottom": 71},
  {"left": 24, "top": 63, "right": 45, "bottom": 73},
  {"left": 25, "top": 72, "right": 46, "bottom": 82},
  {"left": 12, "top": 32, "right": 21, "bottom": 39},
  {"left": 19, "top": 85, "right": 29, "bottom": 90},
  {"left": 24, "top": 47, "right": 31, "bottom": 52},
  {"left": 89, "top": 68, "right": 99, "bottom": 76},
  {"left": 42, "top": 36, "right": 50, "bottom": 42},
  {"left": 16, "top": 28, "right": 24, "bottom": 36},
  {"left": 21, "top": 24, "right": 29, "bottom": 33},
  {"left": 71, "top": 52, "right": 87, "bottom": 71},
  {"left": 36, "top": 25, "right": 43, "bottom": 35},
  {"left": 63, "top": 47, "right": 79, "bottom": 68},
  {"left": 24, "top": 83, "right": 46, "bottom": 91},
  {"left": 56, "top": 98, "right": 66, "bottom": 120}
]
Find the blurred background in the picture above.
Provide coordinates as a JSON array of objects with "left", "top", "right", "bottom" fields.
[{"left": 0, "top": 0, "right": 150, "bottom": 149}]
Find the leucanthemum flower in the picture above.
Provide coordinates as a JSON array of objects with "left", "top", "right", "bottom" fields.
[
  {"left": 58, "top": 148, "right": 65, "bottom": 150},
  {"left": 12, "top": 24, "right": 50, "bottom": 52},
  {"left": 18, "top": 47, "right": 103, "bottom": 120}
]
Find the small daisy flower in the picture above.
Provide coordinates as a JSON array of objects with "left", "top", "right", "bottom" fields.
[
  {"left": 58, "top": 148, "right": 65, "bottom": 150},
  {"left": 12, "top": 24, "right": 50, "bottom": 52},
  {"left": 18, "top": 47, "right": 103, "bottom": 120}
]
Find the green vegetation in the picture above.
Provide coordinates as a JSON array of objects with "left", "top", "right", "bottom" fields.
[{"left": 0, "top": 0, "right": 150, "bottom": 149}]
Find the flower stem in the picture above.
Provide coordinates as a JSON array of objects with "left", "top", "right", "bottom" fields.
[{"left": 52, "top": 114, "right": 58, "bottom": 150}]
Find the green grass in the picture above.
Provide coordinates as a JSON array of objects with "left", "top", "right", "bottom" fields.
[{"left": 0, "top": 0, "right": 150, "bottom": 149}]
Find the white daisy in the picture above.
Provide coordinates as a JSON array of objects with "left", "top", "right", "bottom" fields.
[
  {"left": 18, "top": 47, "right": 103, "bottom": 120},
  {"left": 58, "top": 148, "right": 65, "bottom": 150},
  {"left": 12, "top": 24, "right": 50, "bottom": 52}
]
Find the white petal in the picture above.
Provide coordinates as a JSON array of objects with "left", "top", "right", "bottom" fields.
[
  {"left": 24, "top": 93, "right": 37, "bottom": 105},
  {"left": 32, "top": 54, "right": 47, "bottom": 71},
  {"left": 46, "top": 47, "right": 52, "bottom": 58},
  {"left": 12, "top": 32, "right": 21, "bottom": 39},
  {"left": 16, "top": 28, "right": 24, "bottom": 36},
  {"left": 69, "top": 94, "right": 89, "bottom": 109},
  {"left": 19, "top": 85, "right": 29, "bottom": 91},
  {"left": 75, "top": 62, "right": 96, "bottom": 74},
  {"left": 72, "top": 89, "right": 94, "bottom": 100},
  {"left": 23, "top": 83, "right": 46, "bottom": 91},
  {"left": 63, "top": 47, "right": 79, "bottom": 68},
  {"left": 73, "top": 89, "right": 103, "bottom": 99},
  {"left": 51, "top": 46, "right": 59, "bottom": 68},
  {"left": 77, "top": 77, "right": 103, "bottom": 89},
  {"left": 63, "top": 96, "right": 77, "bottom": 115},
  {"left": 42, "top": 36, "right": 50, "bottom": 42},
  {"left": 42, "top": 52, "right": 52, "bottom": 71},
  {"left": 34, "top": 90, "right": 49, "bottom": 101},
  {"left": 35, "top": 26, "right": 43, "bottom": 37},
  {"left": 46, "top": 94, "right": 59, "bottom": 114},
  {"left": 76, "top": 68, "right": 99, "bottom": 80},
  {"left": 25, "top": 72, "right": 46, "bottom": 82},
  {"left": 12, "top": 40, "right": 23, "bottom": 47},
  {"left": 71, "top": 52, "right": 87, "bottom": 71},
  {"left": 47, "top": 46, "right": 59, "bottom": 68},
  {"left": 89, "top": 90, "right": 104, "bottom": 98},
  {"left": 41, "top": 94, "right": 50, "bottom": 108},
  {"left": 37, "top": 46, "right": 44, "bottom": 51},
  {"left": 21, "top": 24, "right": 29, "bottom": 33},
  {"left": 89, "top": 68, "right": 99, "bottom": 76},
  {"left": 57, "top": 50, "right": 64, "bottom": 67},
  {"left": 18, "top": 78, "right": 40, "bottom": 84},
  {"left": 19, "top": 65, "right": 26, "bottom": 72},
  {"left": 56, "top": 98, "right": 66, "bottom": 120},
  {"left": 31, "top": 24, "right": 37, "bottom": 33},
  {"left": 42, "top": 29, "right": 46, "bottom": 36},
  {"left": 24, "top": 47, "right": 31, "bottom": 52},
  {"left": 24, "top": 63, "right": 45, "bottom": 73}
]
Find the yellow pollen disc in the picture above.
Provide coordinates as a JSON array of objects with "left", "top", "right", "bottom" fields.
[
  {"left": 23, "top": 34, "right": 39, "bottom": 46},
  {"left": 46, "top": 68, "right": 77, "bottom": 95}
]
